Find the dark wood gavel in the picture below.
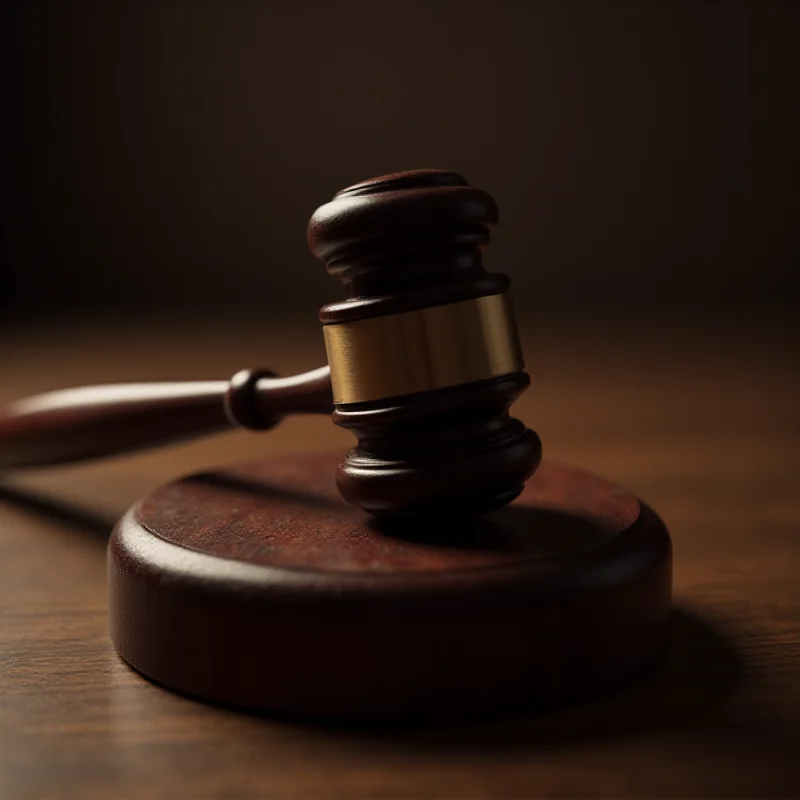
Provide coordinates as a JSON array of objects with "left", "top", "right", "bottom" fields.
[
  {"left": 9, "top": 170, "right": 672, "bottom": 721},
  {"left": 0, "top": 170, "right": 541, "bottom": 516}
]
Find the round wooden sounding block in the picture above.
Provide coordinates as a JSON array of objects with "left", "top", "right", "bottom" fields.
[{"left": 109, "top": 453, "right": 672, "bottom": 719}]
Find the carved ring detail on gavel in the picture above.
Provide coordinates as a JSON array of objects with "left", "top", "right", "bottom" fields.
[{"left": 0, "top": 170, "right": 541, "bottom": 516}]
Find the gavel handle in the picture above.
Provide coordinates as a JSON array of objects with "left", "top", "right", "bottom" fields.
[{"left": 0, "top": 366, "right": 332, "bottom": 471}]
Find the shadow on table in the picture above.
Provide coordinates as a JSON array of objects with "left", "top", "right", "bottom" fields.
[
  {"left": 0, "top": 483, "right": 118, "bottom": 539},
  {"left": 289, "top": 608, "right": 742, "bottom": 751}
]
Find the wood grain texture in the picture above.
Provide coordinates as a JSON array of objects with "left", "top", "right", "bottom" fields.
[
  {"left": 1, "top": 314, "right": 798, "bottom": 799},
  {"left": 109, "top": 455, "right": 670, "bottom": 719}
]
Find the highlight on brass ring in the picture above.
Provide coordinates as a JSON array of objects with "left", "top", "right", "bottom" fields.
[{"left": 323, "top": 293, "right": 524, "bottom": 405}]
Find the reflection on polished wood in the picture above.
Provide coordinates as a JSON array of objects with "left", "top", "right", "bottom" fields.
[{"left": 0, "top": 314, "right": 798, "bottom": 799}]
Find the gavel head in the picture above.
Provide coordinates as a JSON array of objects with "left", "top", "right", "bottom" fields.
[{"left": 308, "top": 169, "right": 541, "bottom": 516}]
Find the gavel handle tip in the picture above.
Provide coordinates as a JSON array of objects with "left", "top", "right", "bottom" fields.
[{"left": 0, "top": 365, "right": 333, "bottom": 471}]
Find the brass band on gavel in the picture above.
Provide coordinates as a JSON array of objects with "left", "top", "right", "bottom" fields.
[{"left": 323, "top": 293, "right": 524, "bottom": 405}]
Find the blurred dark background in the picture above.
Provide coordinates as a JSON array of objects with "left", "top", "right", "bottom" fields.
[{"left": 4, "top": 1, "right": 799, "bottom": 326}]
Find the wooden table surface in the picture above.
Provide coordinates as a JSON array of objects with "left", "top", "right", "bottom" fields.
[{"left": 1, "top": 313, "right": 798, "bottom": 799}]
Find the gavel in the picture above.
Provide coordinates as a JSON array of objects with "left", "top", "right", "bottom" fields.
[
  {"left": 5, "top": 169, "right": 672, "bottom": 719},
  {"left": 0, "top": 170, "right": 541, "bottom": 516}
]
